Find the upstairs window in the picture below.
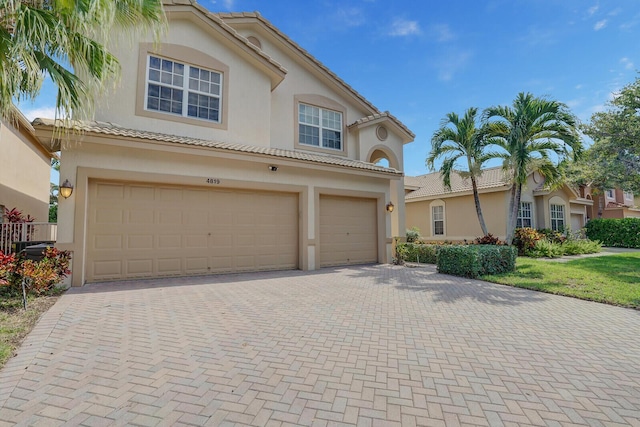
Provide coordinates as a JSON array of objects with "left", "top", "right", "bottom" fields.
[
  {"left": 605, "top": 189, "right": 614, "bottom": 199},
  {"left": 298, "top": 103, "right": 342, "bottom": 150},
  {"left": 517, "top": 202, "right": 533, "bottom": 228},
  {"left": 146, "top": 55, "right": 222, "bottom": 123},
  {"left": 550, "top": 204, "right": 565, "bottom": 231}
]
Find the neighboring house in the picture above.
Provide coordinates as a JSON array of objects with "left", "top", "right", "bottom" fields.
[
  {"left": 0, "top": 108, "right": 53, "bottom": 223},
  {"left": 32, "top": 1, "right": 414, "bottom": 285},
  {"left": 588, "top": 187, "right": 640, "bottom": 219},
  {"left": 405, "top": 167, "right": 593, "bottom": 242}
]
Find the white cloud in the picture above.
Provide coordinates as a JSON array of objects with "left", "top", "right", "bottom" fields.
[
  {"left": 434, "top": 50, "right": 472, "bottom": 81},
  {"left": 587, "top": 5, "right": 599, "bottom": 16},
  {"left": 594, "top": 19, "right": 607, "bottom": 30},
  {"left": 429, "top": 24, "right": 454, "bottom": 42},
  {"left": 223, "top": 0, "right": 234, "bottom": 9},
  {"left": 575, "top": 84, "right": 583, "bottom": 89},
  {"left": 389, "top": 18, "right": 421, "bottom": 37},
  {"left": 335, "top": 7, "right": 365, "bottom": 28},
  {"left": 21, "top": 106, "right": 57, "bottom": 121},
  {"left": 620, "top": 57, "right": 634, "bottom": 69}
]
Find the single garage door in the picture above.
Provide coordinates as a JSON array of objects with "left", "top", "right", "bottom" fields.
[
  {"left": 319, "top": 195, "right": 377, "bottom": 267},
  {"left": 86, "top": 180, "right": 298, "bottom": 282}
]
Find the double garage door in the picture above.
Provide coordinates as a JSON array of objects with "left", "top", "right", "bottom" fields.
[
  {"left": 86, "top": 181, "right": 378, "bottom": 282},
  {"left": 86, "top": 181, "right": 299, "bottom": 282}
]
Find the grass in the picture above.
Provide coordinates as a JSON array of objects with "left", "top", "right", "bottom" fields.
[
  {"left": 482, "top": 253, "right": 640, "bottom": 308},
  {"left": 0, "top": 291, "right": 61, "bottom": 369}
]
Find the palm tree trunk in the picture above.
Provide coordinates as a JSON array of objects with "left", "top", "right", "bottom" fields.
[
  {"left": 506, "top": 183, "right": 523, "bottom": 245},
  {"left": 471, "top": 177, "right": 488, "bottom": 236},
  {"left": 506, "top": 185, "right": 517, "bottom": 244}
]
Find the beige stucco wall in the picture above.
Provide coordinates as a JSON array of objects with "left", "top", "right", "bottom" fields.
[
  {"left": 406, "top": 191, "right": 509, "bottom": 241},
  {"left": 0, "top": 121, "right": 50, "bottom": 221},
  {"left": 95, "top": 18, "right": 273, "bottom": 145},
  {"left": 58, "top": 136, "right": 398, "bottom": 285}
]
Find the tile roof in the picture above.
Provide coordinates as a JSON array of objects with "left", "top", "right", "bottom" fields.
[
  {"left": 349, "top": 112, "right": 415, "bottom": 140},
  {"left": 216, "top": 12, "right": 380, "bottom": 113},
  {"left": 163, "top": 1, "right": 287, "bottom": 77},
  {"left": 216, "top": 11, "right": 412, "bottom": 134},
  {"left": 32, "top": 119, "right": 402, "bottom": 176},
  {"left": 405, "top": 166, "right": 511, "bottom": 200}
]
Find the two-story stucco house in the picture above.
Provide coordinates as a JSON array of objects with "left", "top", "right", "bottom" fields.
[
  {"left": 405, "top": 167, "right": 593, "bottom": 242},
  {"left": 32, "top": 1, "right": 414, "bottom": 286},
  {"left": 0, "top": 109, "right": 53, "bottom": 223},
  {"left": 590, "top": 188, "right": 640, "bottom": 219}
]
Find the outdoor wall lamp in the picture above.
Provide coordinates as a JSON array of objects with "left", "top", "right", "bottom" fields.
[
  {"left": 60, "top": 179, "right": 74, "bottom": 199},
  {"left": 386, "top": 201, "right": 394, "bottom": 213},
  {"left": 268, "top": 165, "right": 278, "bottom": 172}
]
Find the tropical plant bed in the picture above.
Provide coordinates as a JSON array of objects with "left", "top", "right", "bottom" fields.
[
  {"left": 482, "top": 253, "right": 640, "bottom": 309},
  {"left": 0, "top": 291, "right": 62, "bottom": 369}
]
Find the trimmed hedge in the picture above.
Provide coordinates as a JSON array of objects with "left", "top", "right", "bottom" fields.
[
  {"left": 437, "top": 245, "right": 517, "bottom": 278},
  {"left": 585, "top": 218, "right": 640, "bottom": 248},
  {"left": 395, "top": 243, "right": 438, "bottom": 264}
]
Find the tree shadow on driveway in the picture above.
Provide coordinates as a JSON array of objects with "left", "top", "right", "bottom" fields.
[{"left": 343, "top": 264, "right": 548, "bottom": 307}]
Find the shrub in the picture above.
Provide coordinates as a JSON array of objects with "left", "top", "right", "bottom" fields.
[
  {"left": 562, "top": 239, "right": 602, "bottom": 255},
  {"left": 437, "top": 245, "right": 517, "bottom": 278},
  {"left": 405, "top": 227, "right": 422, "bottom": 243},
  {"left": 537, "top": 228, "right": 566, "bottom": 244},
  {"left": 526, "top": 240, "right": 564, "bottom": 258},
  {"left": 396, "top": 243, "right": 438, "bottom": 264},
  {"left": 585, "top": 218, "right": 640, "bottom": 248},
  {"left": 513, "top": 227, "right": 543, "bottom": 255},
  {"left": 476, "top": 245, "right": 517, "bottom": 275},
  {"left": 0, "top": 247, "right": 71, "bottom": 295},
  {"left": 0, "top": 251, "right": 16, "bottom": 286},
  {"left": 473, "top": 233, "right": 502, "bottom": 245}
]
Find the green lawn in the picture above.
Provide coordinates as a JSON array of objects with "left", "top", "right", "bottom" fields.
[
  {"left": 0, "top": 293, "right": 60, "bottom": 369},
  {"left": 482, "top": 253, "right": 640, "bottom": 308}
]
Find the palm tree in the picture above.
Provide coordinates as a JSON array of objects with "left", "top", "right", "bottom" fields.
[
  {"left": 0, "top": 0, "right": 166, "bottom": 123},
  {"left": 484, "top": 93, "right": 582, "bottom": 244},
  {"left": 427, "top": 107, "right": 496, "bottom": 236}
]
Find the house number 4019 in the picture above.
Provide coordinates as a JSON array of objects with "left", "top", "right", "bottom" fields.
[{"left": 206, "top": 178, "right": 221, "bottom": 184}]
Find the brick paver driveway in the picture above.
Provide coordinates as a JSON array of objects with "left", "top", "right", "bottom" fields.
[{"left": 1, "top": 265, "right": 639, "bottom": 426}]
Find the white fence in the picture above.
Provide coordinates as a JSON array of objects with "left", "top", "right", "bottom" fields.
[{"left": 0, "top": 222, "right": 57, "bottom": 254}]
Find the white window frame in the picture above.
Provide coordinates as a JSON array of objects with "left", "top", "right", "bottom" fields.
[
  {"left": 298, "top": 103, "right": 343, "bottom": 151},
  {"left": 606, "top": 189, "right": 614, "bottom": 199},
  {"left": 517, "top": 201, "right": 533, "bottom": 228},
  {"left": 432, "top": 205, "right": 445, "bottom": 236},
  {"left": 550, "top": 204, "right": 565, "bottom": 231},
  {"left": 624, "top": 191, "right": 633, "bottom": 201},
  {"left": 145, "top": 55, "right": 222, "bottom": 123}
]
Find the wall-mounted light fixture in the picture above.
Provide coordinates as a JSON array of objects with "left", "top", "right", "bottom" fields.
[
  {"left": 386, "top": 201, "right": 394, "bottom": 213},
  {"left": 268, "top": 165, "right": 278, "bottom": 172},
  {"left": 59, "top": 179, "right": 74, "bottom": 199}
]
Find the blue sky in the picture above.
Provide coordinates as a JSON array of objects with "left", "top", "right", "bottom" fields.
[{"left": 21, "top": 0, "right": 640, "bottom": 178}]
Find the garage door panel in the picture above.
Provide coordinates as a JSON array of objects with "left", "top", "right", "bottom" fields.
[
  {"left": 320, "top": 195, "right": 377, "bottom": 267},
  {"left": 94, "top": 235, "right": 123, "bottom": 250},
  {"left": 129, "top": 185, "right": 154, "bottom": 200},
  {"left": 158, "top": 258, "right": 182, "bottom": 274},
  {"left": 159, "top": 211, "right": 182, "bottom": 225},
  {"left": 93, "top": 260, "right": 123, "bottom": 279},
  {"left": 126, "top": 259, "right": 153, "bottom": 276},
  {"left": 96, "top": 182, "right": 125, "bottom": 199},
  {"left": 128, "top": 209, "right": 155, "bottom": 224},
  {"left": 158, "top": 234, "right": 181, "bottom": 249},
  {"left": 86, "top": 181, "right": 298, "bottom": 282}
]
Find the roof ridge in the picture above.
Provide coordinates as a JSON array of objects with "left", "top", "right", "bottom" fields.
[{"left": 216, "top": 11, "right": 383, "bottom": 116}]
